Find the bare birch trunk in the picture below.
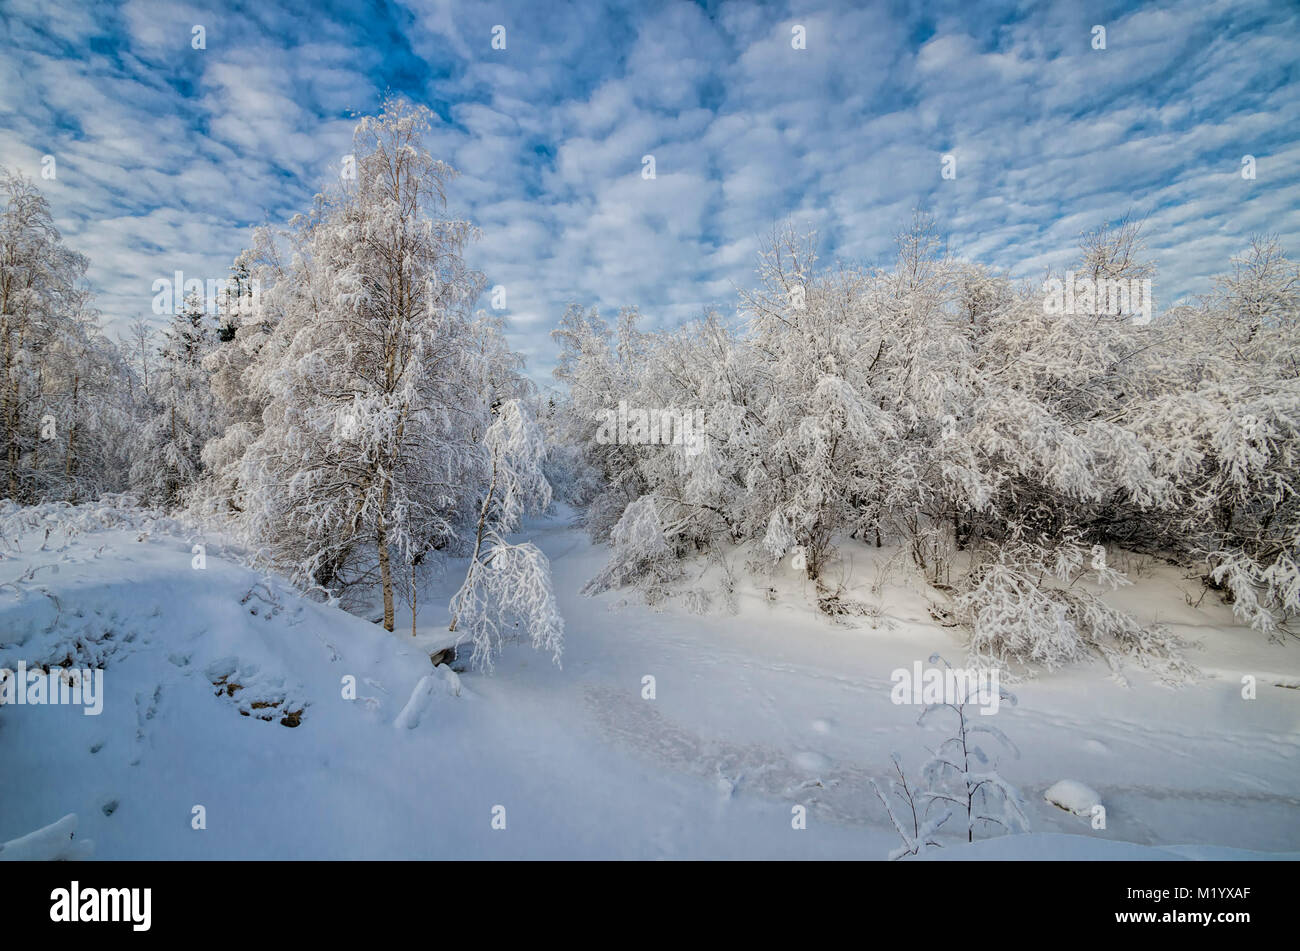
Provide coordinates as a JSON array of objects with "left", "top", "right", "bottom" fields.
[{"left": 377, "top": 510, "right": 395, "bottom": 632}]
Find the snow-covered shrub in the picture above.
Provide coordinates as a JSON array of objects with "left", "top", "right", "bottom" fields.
[
  {"left": 449, "top": 535, "right": 563, "bottom": 672},
  {"left": 870, "top": 755, "right": 949, "bottom": 860},
  {"left": 1131, "top": 381, "right": 1300, "bottom": 633},
  {"left": 551, "top": 213, "right": 1296, "bottom": 661},
  {"left": 448, "top": 399, "right": 564, "bottom": 670},
  {"left": 683, "top": 587, "right": 712, "bottom": 615},
  {"left": 917, "top": 656, "right": 1029, "bottom": 845},
  {"left": 0, "top": 494, "right": 200, "bottom": 552},
  {"left": 872, "top": 655, "right": 1028, "bottom": 858},
  {"left": 582, "top": 495, "right": 677, "bottom": 595},
  {"left": 955, "top": 535, "right": 1189, "bottom": 679}
]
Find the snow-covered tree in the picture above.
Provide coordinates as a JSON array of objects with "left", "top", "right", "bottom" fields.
[
  {"left": 0, "top": 168, "right": 133, "bottom": 502},
  {"left": 195, "top": 246, "right": 283, "bottom": 518},
  {"left": 449, "top": 398, "right": 564, "bottom": 670},
  {"left": 235, "top": 96, "right": 527, "bottom": 631},
  {"left": 559, "top": 213, "right": 1300, "bottom": 668},
  {"left": 130, "top": 292, "right": 217, "bottom": 507}
]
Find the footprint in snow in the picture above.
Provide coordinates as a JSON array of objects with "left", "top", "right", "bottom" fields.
[
  {"left": 794, "top": 750, "right": 831, "bottom": 773},
  {"left": 715, "top": 767, "right": 742, "bottom": 800}
]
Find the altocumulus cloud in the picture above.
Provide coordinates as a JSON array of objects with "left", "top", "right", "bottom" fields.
[{"left": 1, "top": 0, "right": 1297, "bottom": 384}]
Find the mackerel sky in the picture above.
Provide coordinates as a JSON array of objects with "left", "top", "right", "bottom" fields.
[{"left": 2, "top": 0, "right": 1298, "bottom": 386}]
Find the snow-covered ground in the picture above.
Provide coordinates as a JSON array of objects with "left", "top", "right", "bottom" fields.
[{"left": 1, "top": 504, "right": 1297, "bottom": 859}]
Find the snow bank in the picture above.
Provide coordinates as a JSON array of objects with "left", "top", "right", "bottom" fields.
[
  {"left": 0, "top": 814, "right": 94, "bottom": 861},
  {"left": 922, "top": 833, "right": 1300, "bottom": 861}
]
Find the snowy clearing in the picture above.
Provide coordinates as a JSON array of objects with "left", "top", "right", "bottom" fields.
[{"left": 2, "top": 506, "right": 1296, "bottom": 859}]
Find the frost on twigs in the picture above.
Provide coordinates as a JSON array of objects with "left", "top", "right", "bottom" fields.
[
  {"left": 448, "top": 399, "right": 564, "bottom": 672},
  {"left": 870, "top": 755, "right": 949, "bottom": 860},
  {"left": 955, "top": 534, "right": 1194, "bottom": 682},
  {"left": 916, "top": 655, "right": 1029, "bottom": 847},
  {"left": 582, "top": 495, "right": 676, "bottom": 596},
  {"left": 449, "top": 535, "right": 563, "bottom": 672},
  {"left": 871, "top": 656, "right": 1030, "bottom": 858}
]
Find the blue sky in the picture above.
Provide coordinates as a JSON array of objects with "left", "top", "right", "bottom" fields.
[{"left": 2, "top": 0, "right": 1298, "bottom": 387}]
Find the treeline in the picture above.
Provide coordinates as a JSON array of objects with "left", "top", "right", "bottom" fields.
[
  {"left": 0, "top": 171, "right": 132, "bottom": 503},
  {"left": 7, "top": 101, "right": 1297, "bottom": 671},
  {"left": 551, "top": 216, "right": 1299, "bottom": 669}
]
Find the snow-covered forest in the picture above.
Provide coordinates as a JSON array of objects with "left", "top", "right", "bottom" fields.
[
  {"left": 558, "top": 217, "right": 1300, "bottom": 655},
  {"left": 2, "top": 101, "right": 566, "bottom": 667},
  {"left": 1, "top": 1, "right": 1298, "bottom": 872}
]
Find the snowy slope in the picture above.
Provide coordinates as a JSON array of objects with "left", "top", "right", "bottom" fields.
[{"left": 1, "top": 503, "right": 1297, "bottom": 859}]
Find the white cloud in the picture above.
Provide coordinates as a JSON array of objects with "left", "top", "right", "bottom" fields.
[{"left": 0, "top": 0, "right": 1297, "bottom": 384}]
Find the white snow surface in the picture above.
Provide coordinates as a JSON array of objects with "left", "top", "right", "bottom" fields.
[{"left": 1, "top": 503, "right": 1297, "bottom": 859}]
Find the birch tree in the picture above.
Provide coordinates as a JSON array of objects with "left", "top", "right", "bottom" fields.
[
  {"left": 0, "top": 168, "right": 129, "bottom": 502},
  {"left": 238, "top": 96, "right": 497, "bottom": 629}
]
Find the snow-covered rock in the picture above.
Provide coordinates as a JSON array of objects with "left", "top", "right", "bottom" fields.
[
  {"left": 393, "top": 666, "right": 462, "bottom": 730},
  {"left": 1044, "top": 780, "right": 1103, "bottom": 817},
  {"left": 0, "top": 814, "right": 94, "bottom": 861}
]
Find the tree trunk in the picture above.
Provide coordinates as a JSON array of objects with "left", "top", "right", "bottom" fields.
[
  {"left": 3, "top": 319, "right": 16, "bottom": 500},
  {"left": 63, "top": 373, "right": 78, "bottom": 500},
  {"left": 168, "top": 402, "right": 178, "bottom": 503},
  {"left": 377, "top": 510, "right": 395, "bottom": 632}
]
